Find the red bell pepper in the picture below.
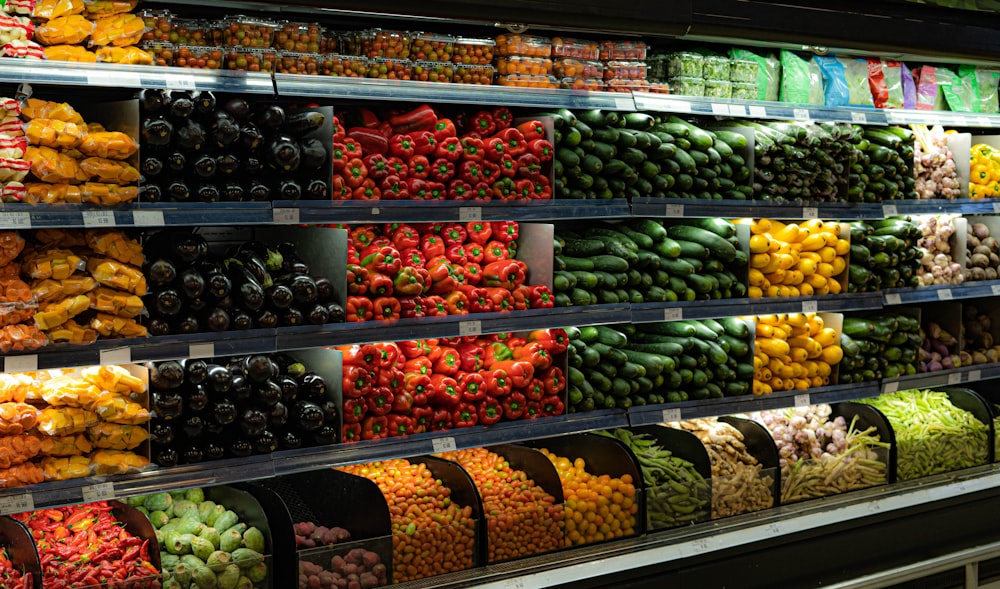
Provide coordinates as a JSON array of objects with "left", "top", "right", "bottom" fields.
[
  {"left": 445, "top": 290, "right": 469, "bottom": 314},
  {"left": 361, "top": 245, "right": 402, "bottom": 276},
  {"left": 483, "top": 259, "right": 525, "bottom": 289},
  {"left": 523, "top": 378, "right": 546, "bottom": 402},
  {"left": 348, "top": 127, "right": 389, "bottom": 155},
  {"left": 387, "top": 156, "right": 408, "bottom": 178},
  {"left": 458, "top": 371, "right": 486, "bottom": 402},
  {"left": 485, "top": 341, "right": 512, "bottom": 366},
  {"left": 341, "top": 364, "right": 373, "bottom": 398},
  {"left": 377, "top": 344, "right": 402, "bottom": 370},
  {"left": 466, "top": 221, "right": 492, "bottom": 245},
  {"left": 511, "top": 284, "right": 531, "bottom": 311},
  {"left": 514, "top": 178, "right": 534, "bottom": 200},
  {"left": 372, "top": 296, "right": 401, "bottom": 321},
  {"left": 460, "top": 135, "right": 485, "bottom": 162},
  {"left": 411, "top": 406, "right": 432, "bottom": 432},
  {"left": 484, "top": 136, "right": 506, "bottom": 162},
  {"left": 445, "top": 244, "right": 468, "bottom": 265},
  {"left": 541, "top": 365, "right": 565, "bottom": 396},
  {"left": 529, "top": 138, "right": 554, "bottom": 161},
  {"left": 448, "top": 179, "right": 473, "bottom": 200},
  {"left": 514, "top": 341, "right": 553, "bottom": 370},
  {"left": 407, "top": 177, "right": 430, "bottom": 200},
  {"left": 483, "top": 240, "right": 510, "bottom": 264},
  {"left": 400, "top": 247, "right": 426, "bottom": 269},
  {"left": 367, "top": 273, "right": 393, "bottom": 297},
  {"left": 399, "top": 296, "right": 426, "bottom": 319},
  {"left": 496, "top": 127, "right": 526, "bottom": 157},
  {"left": 343, "top": 423, "right": 362, "bottom": 442},
  {"left": 433, "top": 117, "right": 457, "bottom": 141},
  {"left": 332, "top": 143, "right": 348, "bottom": 172},
  {"left": 428, "top": 181, "right": 447, "bottom": 201},
  {"left": 471, "top": 181, "right": 492, "bottom": 201},
  {"left": 430, "top": 408, "right": 453, "bottom": 431},
  {"left": 391, "top": 389, "right": 414, "bottom": 413},
  {"left": 389, "top": 134, "right": 415, "bottom": 159},
  {"left": 387, "top": 414, "right": 414, "bottom": 437},
  {"left": 343, "top": 158, "right": 368, "bottom": 188},
  {"left": 451, "top": 263, "right": 468, "bottom": 287},
  {"left": 458, "top": 160, "right": 483, "bottom": 184},
  {"left": 346, "top": 296, "right": 374, "bottom": 322},
  {"left": 491, "top": 360, "right": 534, "bottom": 388},
  {"left": 389, "top": 104, "right": 437, "bottom": 135},
  {"left": 429, "top": 374, "right": 461, "bottom": 406},
  {"left": 421, "top": 234, "right": 446, "bottom": 259},
  {"left": 366, "top": 386, "right": 394, "bottom": 415},
  {"left": 470, "top": 111, "right": 496, "bottom": 136},
  {"left": 413, "top": 131, "right": 437, "bottom": 156},
  {"left": 455, "top": 343, "right": 485, "bottom": 372},
  {"left": 333, "top": 115, "right": 346, "bottom": 143},
  {"left": 405, "top": 355, "right": 433, "bottom": 375},
  {"left": 435, "top": 136, "right": 463, "bottom": 161},
  {"left": 364, "top": 153, "right": 392, "bottom": 181},
  {"left": 343, "top": 397, "right": 367, "bottom": 423},
  {"left": 343, "top": 138, "right": 364, "bottom": 159},
  {"left": 492, "top": 107, "right": 513, "bottom": 130},
  {"left": 423, "top": 294, "right": 449, "bottom": 316},
  {"left": 393, "top": 265, "right": 427, "bottom": 296},
  {"left": 529, "top": 284, "right": 555, "bottom": 309},
  {"left": 380, "top": 175, "right": 408, "bottom": 200},
  {"left": 399, "top": 339, "right": 432, "bottom": 358},
  {"left": 431, "top": 347, "right": 461, "bottom": 376},
  {"left": 478, "top": 399, "right": 502, "bottom": 425},
  {"left": 463, "top": 242, "right": 485, "bottom": 264},
  {"left": 441, "top": 222, "right": 468, "bottom": 247},
  {"left": 491, "top": 177, "right": 516, "bottom": 200},
  {"left": 542, "top": 394, "right": 565, "bottom": 416},
  {"left": 529, "top": 328, "right": 569, "bottom": 354},
  {"left": 361, "top": 415, "right": 389, "bottom": 440},
  {"left": 532, "top": 175, "right": 553, "bottom": 200},
  {"left": 516, "top": 119, "right": 546, "bottom": 142},
  {"left": 492, "top": 220, "right": 519, "bottom": 242},
  {"left": 342, "top": 343, "right": 381, "bottom": 367},
  {"left": 332, "top": 174, "right": 351, "bottom": 200},
  {"left": 525, "top": 400, "right": 542, "bottom": 419},
  {"left": 501, "top": 391, "right": 526, "bottom": 420},
  {"left": 484, "top": 287, "right": 514, "bottom": 313},
  {"left": 391, "top": 224, "right": 420, "bottom": 250},
  {"left": 408, "top": 155, "right": 430, "bottom": 179},
  {"left": 453, "top": 402, "right": 478, "bottom": 428},
  {"left": 486, "top": 367, "right": 512, "bottom": 398},
  {"left": 515, "top": 153, "right": 542, "bottom": 179},
  {"left": 353, "top": 178, "right": 381, "bottom": 200},
  {"left": 498, "top": 153, "right": 518, "bottom": 178},
  {"left": 458, "top": 284, "right": 490, "bottom": 312},
  {"left": 404, "top": 371, "right": 432, "bottom": 405},
  {"left": 429, "top": 158, "right": 455, "bottom": 182},
  {"left": 480, "top": 160, "right": 500, "bottom": 183},
  {"left": 346, "top": 263, "right": 369, "bottom": 296},
  {"left": 427, "top": 259, "right": 459, "bottom": 294},
  {"left": 348, "top": 107, "right": 381, "bottom": 129}
]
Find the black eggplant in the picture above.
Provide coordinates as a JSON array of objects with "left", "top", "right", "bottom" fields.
[
  {"left": 268, "top": 402, "right": 288, "bottom": 427},
  {"left": 167, "top": 180, "right": 191, "bottom": 201},
  {"left": 179, "top": 268, "right": 205, "bottom": 299},
  {"left": 277, "top": 243, "right": 310, "bottom": 274},
  {"left": 232, "top": 246, "right": 273, "bottom": 287},
  {"left": 142, "top": 157, "right": 164, "bottom": 177},
  {"left": 278, "top": 179, "right": 301, "bottom": 200},
  {"left": 152, "top": 391, "right": 183, "bottom": 419},
  {"left": 247, "top": 182, "right": 270, "bottom": 201},
  {"left": 285, "top": 111, "right": 326, "bottom": 136},
  {"left": 312, "top": 425, "right": 338, "bottom": 446},
  {"left": 173, "top": 233, "right": 208, "bottom": 265},
  {"left": 224, "top": 97, "right": 251, "bottom": 120},
  {"left": 231, "top": 309, "right": 253, "bottom": 330},
  {"left": 216, "top": 153, "right": 239, "bottom": 176},
  {"left": 198, "top": 265, "right": 230, "bottom": 299},
  {"left": 279, "top": 375, "right": 298, "bottom": 404},
  {"left": 226, "top": 357, "right": 246, "bottom": 377},
  {"left": 193, "top": 91, "right": 216, "bottom": 114},
  {"left": 299, "top": 137, "right": 327, "bottom": 169},
  {"left": 280, "top": 307, "right": 304, "bottom": 327},
  {"left": 184, "top": 360, "right": 208, "bottom": 385},
  {"left": 151, "top": 423, "right": 174, "bottom": 445},
  {"left": 229, "top": 439, "right": 253, "bottom": 458},
  {"left": 156, "top": 447, "right": 179, "bottom": 467},
  {"left": 176, "top": 314, "right": 202, "bottom": 334},
  {"left": 294, "top": 401, "right": 323, "bottom": 431},
  {"left": 276, "top": 274, "right": 318, "bottom": 304},
  {"left": 224, "top": 259, "right": 265, "bottom": 311},
  {"left": 244, "top": 355, "right": 277, "bottom": 383},
  {"left": 211, "top": 399, "right": 239, "bottom": 426},
  {"left": 205, "top": 442, "right": 226, "bottom": 461},
  {"left": 205, "top": 421, "right": 225, "bottom": 437},
  {"left": 279, "top": 430, "right": 302, "bottom": 450},
  {"left": 192, "top": 154, "right": 216, "bottom": 177},
  {"left": 154, "top": 289, "right": 183, "bottom": 317},
  {"left": 175, "top": 120, "right": 206, "bottom": 151},
  {"left": 244, "top": 156, "right": 264, "bottom": 174},
  {"left": 151, "top": 361, "right": 185, "bottom": 389},
  {"left": 148, "top": 259, "right": 177, "bottom": 286},
  {"left": 265, "top": 284, "right": 293, "bottom": 309},
  {"left": 197, "top": 183, "right": 220, "bottom": 203},
  {"left": 298, "top": 372, "right": 327, "bottom": 401},
  {"left": 305, "top": 179, "right": 328, "bottom": 200},
  {"left": 256, "top": 309, "right": 278, "bottom": 328},
  {"left": 205, "top": 307, "right": 231, "bottom": 331},
  {"left": 186, "top": 383, "right": 209, "bottom": 412},
  {"left": 229, "top": 375, "right": 251, "bottom": 403},
  {"left": 326, "top": 303, "right": 345, "bottom": 323},
  {"left": 168, "top": 91, "right": 195, "bottom": 119},
  {"left": 320, "top": 400, "right": 338, "bottom": 423},
  {"left": 314, "top": 276, "right": 335, "bottom": 302},
  {"left": 242, "top": 241, "right": 283, "bottom": 272},
  {"left": 167, "top": 151, "right": 186, "bottom": 171},
  {"left": 254, "top": 105, "right": 285, "bottom": 131},
  {"left": 267, "top": 134, "right": 301, "bottom": 172},
  {"left": 254, "top": 430, "right": 278, "bottom": 454},
  {"left": 148, "top": 317, "right": 171, "bottom": 336},
  {"left": 239, "top": 123, "right": 264, "bottom": 151},
  {"left": 306, "top": 304, "right": 329, "bottom": 325},
  {"left": 139, "top": 88, "right": 167, "bottom": 112},
  {"left": 182, "top": 445, "right": 204, "bottom": 463},
  {"left": 211, "top": 111, "right": 239, "bottom": 148},
  {"left": 240, "top": 408, "right": 267, "bottom": 436},
  {"left": 222, "top": 183, "right": 245, "bottom": 202},
  {"left": 253, "top": 380, "right": 281, "bottom": 407},
  {"left": 206, "top": 364, "right": 233, "bottom": 393},
  {"left": 215, "top": 295, "right": 234, "bottom": 310},
  {"left": 182, "top": 415, "right": 204, "bottom": 438},
  {"left": 142, "top": 117, "right": 173, "bottom": 147},
  {"left": 139, "top": 183, "right": 163, "bottom": 203}
]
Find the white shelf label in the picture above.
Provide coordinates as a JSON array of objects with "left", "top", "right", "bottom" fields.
[
  {"left": 614, "top": 96, "right": 633, "bottom": 110},
  {"left": 728, "top": 104, "right": 747, "bottom": 117},
  {"left": 882, "top": 204, "right": 898, "bottom": 217},
  {"left": 766, "top": 523, "right": 782, "bottom": 536},
  {"left": 691, "top": 538, "right": 713, "bottom": 554},
  {"left": 851, "top": 111, "right": 868, "bottom": 124},
  {"left": 663, "top": 308, "right": 683, "bottom": 321},
  {"left": 459, "top": 207, "right": 482, "bottom": 222},
  {"left": 99, "top": 347, "right": 131, "bottom": 365},
  {"left": 992, "top": 285, "right": 1000, "bottom": 296},
  {"left": 272, "top": 208, "right": 300, "bottom": 224},
  {"left": 883, "top": 380, "right": 899, "bottom": 393},
  {"left": 131, "top": 210, "right": 164, "bottom": 227},
  {"left": 371, "top": 208, "right": 380, "bottom": 215},
  {"left": 657, "top": 99, "right": 692, "bottom": 113},
  {"left": 885, "top": 293, "right": 902, "bottom": 305},
  {"left": 978, "top": 116, "right": 993, "bottom": 127},
  {"left": 3, "top": 355, "right": 36, "bottom": 373},
  {"left": 661, "top": 408, "right": 682, "bottom": 422},
  {"left": 664, "top": 204, "right": 685, "bottom": 217},
  {"left": 0, "top": 212, "right": 30, "bottom": 228},
  {"left": 711, "top": 103, "right": 730, "bottom": 116},
  {"left": 748, "top": 105, "right": 768, "bottom": 118},
  {"left": 168, "top": 74, "right": 197, "bottom": 90},
  {"left": 801, "top": 301, "right": 818, "bottom": 314},
  {"left": 459, "top": 320, "right": 482, "bottom": 337},
  {"left": 82, "top": 210, "right": 115, "bottom": 228},
  {"left": 793, "top": 394, "right": 811, "bottom": 407},
  {"left": 0, "top": 493, "right": 32, "bottom": 515},
  {"left": 189, "top": 343, "right": 215, "bottom": 359},
  {"left": 970, "top": 370, "right": 982, "bottom": 383},
  {"left": 793, "top": 108, "right": 810, "bottom": 121},
  {"left": 953, "top": 116, "right": 968, "bottom": 126},
  {"left": 504, "top": 580, "right": 526, "bottom": 589},
  {"left": 431, "top": 436, "right": 457, "bottom": 453},
  {"left": 802, "top": 207, "right": 818, "bottom": 219},
  {"left": 867, "top": 500, "right": 882, "bottom": 514},
  {"left": 88, "top": 72, "right": 140, "bottom": 87},
  {"left": 993, "top": 201, "right": 1000, "bottom": 214},
  {"left": 81, "top": 482, "right": 115, "bottom": 502},
  {"left": 938, "top": 289, "right": 953, "bottom": 300},
  {"left": 947, "top": 372, "right": 962, "bottom": 385}
]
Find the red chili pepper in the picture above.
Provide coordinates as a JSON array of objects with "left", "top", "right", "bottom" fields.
[
  {"left": 470, "top": 111, "right": 496, "bottom": 136},
  {"left": 387, "top": 413, "right": 414, "bottom": 437},
  {"left": 492, "top": 220, "right": 519, "bottom": 242},
  {"left": 478, "top": 398, "right": 503, "bottom": 425},
  {"left": 529, "top": 138, "right": 554, "bottom": 161},
  {"left": 400, "top": 247, "right": 426, "bottom": 269},
  {"left": 529, "top": 284, "right": 555, "bottom": 309},
  {"left": 433, "top": 117, "right": 457, "bottom": 141},
  {"left": 346, "top": 295, "right": 374, "bottom": 322},
  {"left": 348, "top": 127, "right": 389, "bottom": 155},
  {"left": 365, "top": 153, "right": 392, "bottom": 181},
  {"left": 502, "top": 391, "right": 527, "bottom": 420},
  {"left": 460, "top": 135, "right": 485, "bottom": 162},
  {"left": 412, "top": 130, "right": 437, "bottom": 156},
  {"left": 452, "top": 402, "right": 478, "bottom": 428},
  {"left": 389, "top": 104, "right": 438, "bottom": 135},
  {"left": 516, "top": 119, "right": 547, "bottom": 142},
  {"left": 353, "top": 177, "right": 381, "bottom": 200},
  {"left": 458, "top": 160, "right": 483, "bottom": 184},
  {"left": 435, "top": 135, "right": 463, "bottom": 161},
  {"left": 408, "top": 154, "right": 430, "bottom": 179},
  {"left": 343, "top": 422, "right": 362, "bottom": 442},
  {"left": 484, "top": 136, "right": 506, "bottom": 162},
  {"left": 492, "top": 107, "right": 513, "bottom": 131},
  {"left": 421, "top": 234, "right": 446, "bottom": 259},
  {"left": 343, "top": 157, "right": 368, "bottom": 188},
  {"left": 372, "top": 296, "right": 401, "bottom": 321},
  {"left": 429, "top": 158, "right": 455, "bottom": 182},
  {"left": 423, "top": 294, "right": 448, "bottom": 316},
  {"left": 448, "top": 178, "right": 473, "bottom": 200},
  {"left": 389, "top": 134, "right": 415, "bottom": 159},
  {"left": 361, "top": 415, "right": 389, "bottom": 440},
  {"left": 515, "top": 153, "right": 542, "bottom": 178},
  {"left": 407, "top": 177, "right": 430, "bottom": 200}
]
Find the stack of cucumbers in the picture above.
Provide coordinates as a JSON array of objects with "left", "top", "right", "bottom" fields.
[
  {"left": 553, "top": 217, "right": 748, "bottom": 307},
  {"left": 840, "top": 312, "right": 921, "bottom": 382},
  {"left": 849, "top": 126, "right": 917, "bottom": 203},
  {"left": 746, "top": 121, "right": 855, "bottom": 203},
  {"left": 565, "top": 318, "right": 754, "bottom": 412},
  {"left": 543, "top": 107, "right": 751, "bottom": 200},
  {"left": 847, "top": 218, "right": 922, "bottom": 292}
]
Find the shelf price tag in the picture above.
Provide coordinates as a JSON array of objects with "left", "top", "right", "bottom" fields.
[
  {"left": 978, "top": 116, "right": 993, "bottom": 127},
  {"left": 691, "top": 538, "right": 713, "bottom": 554},
  {"left": 938, "top": 289, "right": 953, "bottom": 300},
  {"left": 88, "top": 71, "right": 140, "bottom": 88},
  {"left": 99, "top": 347, "right": 131, "bottom": 365},
  {"left": 664, "top": 203, "right": 684, "bottom": 217},
  {"left": 131, "top": 210, "right": 164, "bottom": 227},
  {"left": 992, "top": 285, "right": 1000, "bottom": 296},
  {"left": 272, "top": 208, "right": 300, "bottom": 224},
  {"left": 614, "top": 96, "right": 633, "bottom": 110},
  {"left": 661, "top": 408, "right": 682, "bottom": 422},
  {"left": 504, "top": 579, "right": 527, "bottom": 589},
  {"left": 851, "top": 111, "right": 868, "bottom": 124},
  {"left": 970, "top": 370, "right": 982, "bottom": 382},
  {"left": 953, "top": 115, "right": 968, "bottom": 126},
  {"left": 371, "top": 208, "right": 380, "bottom": 215},
  {"left": 802, "top": 207, "right": 818, "bottom": 219},
  {"left": 947, "top": 372, "right": 962, "bottom": 385},
  {"left": 0, "top": 212, "right": 30, "bottom": 228},
  {"left": 459, "top": 207, "right": 482, "bottom": 222},
  {"left": 748, "top": 105, "right": 768, "bottom": 118},
  {"left": 993, "top": 202, "right": 1000, "bottom": 214},
  {"left": 867, "top": 500, "right": 882, "bottom": 514},
  {"left": 882, "top": 204, "right": 898, "bottom": 217},
  {"left": 3, "top": 355, "right": 36, "bottom": 373},
  {"left": 663, "top": 308, "right": 683, "bottom": 321},
  {"left": 793, "top": 394, "right": 811, "bottom": 407},
  {"left": 167, "top": 74, "right": 197, "bottom": 90},
  {"left": 189, "top": 343, "right": 215, "bottom": 359},
  {"left": 82, "top": 210, "right": 115, "bottom": 228},
  {"left": 766, "top": 523, "right": 782, "bottom": 536},
  {"left": 882, "top": 380, "right": 899, "bottom": 393},
  {"left": 459, "top": 320, "right": 482, "bottom": 337},
  {"left": 801, "top": 300, "right": 818, "bottom": 313},
  {"left": 728, "top": 104, "right": 747, "bottom": 117},
  {"left": 0, "top": 493, "right": 32, "bottom": 515},
  {"left": 81, "top": 482, "right": 115, "bottom": 502},
  {"left": 885, "top": 293, "right": 902, "bottom": 305},
  {"left": 657, "top": 99, "right": 692, "bottom": 113},
  {"left": 711, "top": 103, "right": 729, "bottom": 116},
  {"left": 793, "top": 109, "right": 810, "bottom": 121},
  {"left": 431, "top": 437, "right": 457, "bottom": 453}
]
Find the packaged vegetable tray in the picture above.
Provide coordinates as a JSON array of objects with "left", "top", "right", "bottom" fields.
[
  {"left": 494, "top": 33, "right": 551, "bottom": 57},
  {"left": 553, "top": 57, "right": 603, "bottom": 79},
  {"left": 410, "top": 32, "right": 454, "bottom": 62},
  {"left": 366, "top": 57, "right": 412, "bottom": 80},
  {"left": 139, "top": 40, "right": 173, "bottom": 66},
  {"left": 667, "top": 52, "right": 704, "bottom": 78},
  {"left": 702, "top": 55, "right": 731, "bottom": 81},
  {"left": 732, "top": 82, "right": 759, "bottom": 100},
  {"left": 730, "top": 58, "right": 759, "bottom": 83},
  {"left": 412, "top": 60, "right": 454, "bottom": 83},
  {"left": 173, "top": 45, "right": 223, "bottom": 69},
  {"left": 560, "top": 77, "right": 603, "bottom": 91},
  {"left": 598, "top": 39, "right": 646, "bottom": 61},
  {"left": 452, "top": 63, "right": 494, "bottom": 85},
  {"left": 551, "top": 37, "right": 599, "bottom": 60},
  {"left": 225, "top": 46, "right": 276, "bottom": 72},
  {"left": 220, "top": 15, "right": 276, "bottom": 48},
  {"left": 602, "top": 61, "right": 647, "bottom": 80},
  {"left": 276, "top": 51, "right": 320, "bottom": 75},
  {"left": 668, "top": 76, "right": 705, "bottom": 97},
  {"left": 603, "top": 79, "right": 650, "bottom": 93},
  {"left": 319, "top": 53, "right": 367, "bottom": 77},
  {"left": 705, "top": 79, "right": 733, "bottom": 99},
  {"left": 496, "top": 55, "right": 552, "bottom": 76},
  {"left": 138, "top": 9, "right": 172, "bottom": 43},
  {"left": 453, "top": 36, "right": 494, "bottom": 64},
  {"left": 357, "top": 28, "right": 410, "bottom": 59}
]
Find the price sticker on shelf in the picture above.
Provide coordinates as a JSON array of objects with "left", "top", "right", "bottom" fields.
[
  {"left": 661, "top": 408, "right": 682, "bottom": 422},
  {"left": 801, "top": 300, "right": 818, "bottom": 314},
  {"left": 88, "top": 71, "right": 140, "bottom": 88},
  {"left": 978, "top": 116, "right": 993, "bottom": 127},
  {"left": 663, "top": 308, "right": 683, "bottom": 321},
  {"left": 189, "top": 343, "right": 215, "bottom": 359},
  {"left": 100, "top": 347, "right": 131, "bottom": 365},
  {"left": 938, "top": 289, "right": 953, "bottom": 300},
  {"left": 167, "top": 74, "right": 197, "bottom": 90},
  {"left": 948, "top": 372, "right": 962, "bottom": 385},
  {"left": 748, "top": 105, "right": 768, "bottom": 118},
  {"left": 0, "top": 212, "right": 30, "bottom": 229},
  {"left": 850, "top": 111, "right": 868, "bottom": 124},
  {"left": 371, "top": 208, "right": 380, "bottom": 215},
  {"left": 459, "top": 320, "right": 482, "bottom": 337},
  {"left": 953, "top": 115, "right": 969, "bottom": 126},
  {"left": 992, "top": 285, "right": 1000, "bottom": 296},
  {"left": 431, "top": 437, "right": 457, "bottom": 453},
  {"left": 885, "top": 293, "right": 902, "bottom": 305},
  {"left": 766, "top": 523, "right": 782, "bottom": 536},
  {"left": 882, "top": 380, "right": 899, "bottom": 393},
  {"left": 867, "top": 500, "right": 882, "bottom": 514},
  {"left": 504, "top": 580, "right": 526, "bottom": 589},
  {"left": 81, "top": 482, "right": 115, "bottom": 502},
  {"left": 711, "top": 103, "right": 730, "bottom": 116},
  {"left": 3, "top": 355, "right": 36, "bottom": 373},
  {"left": 0, "top": 493, "right": 32, "bottom": 515},
  {"left": 993, "top": 202, "right": 1000, "bottom": 214},
  {"left": 658, "top": 99, "right": 692, "bottom": 113},
  {"left": 614, "top": 96, "right": 633, "bottom": 110},
  {"left": 691, "top": 538, "right": 712, "bottom": 554},
  {"left": 131, "top": 210, "right": 164, "bottom": 227},
  {"left": 793, "top": 394, "right": 811, "bottom": 407},
  {"left": 459, "top": 207, "right": 482, "bottom": 222},
  {"left": 802, "top": 207, "right": 818, "bottom": 219},
  {"left": 882, "top": 204, "right": 898, "bottom": 217},
  {"left": 728, "top": 104, "right": 747, "bottom": 117},
  {"left": 272, "top": 208, "right": 300, "bottom": 224},
  {"left": 793, "top": 109, "right": 810, "bottom": 121},
  {"left": 664, "top": 203, "right": 684, "bottom": 217},
  {"left": 83, "top": 210, "right": 115, "bottom": 228}
]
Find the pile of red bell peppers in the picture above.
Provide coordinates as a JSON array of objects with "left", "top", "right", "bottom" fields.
[
  {"left": 343, "top": 220, "right": 554, "bottom": 322},
  {"left": 332, "top": 104, "right": 554, "bottom": 201},
  {"left": 0, "top": 548, "right": 30, "bottom": 589},
  {"left": 339, "top": 329, "right": 568, "bottom": 441},
  {"left": 13, "top": 501, "right": 160, "bottom": 589}
]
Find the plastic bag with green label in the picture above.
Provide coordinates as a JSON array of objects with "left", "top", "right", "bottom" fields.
[
  {"left": 959, "top": 65, "right": 1000, "bottom": 113},
  {"left": 938, "top": 66, "right": 974, "bottom": 112},
  {"left": 729, "top": 47, "right": 780, "bottom": 101},
  {"left": 780, "top": 50, "right": 824, "bottom": 105}
]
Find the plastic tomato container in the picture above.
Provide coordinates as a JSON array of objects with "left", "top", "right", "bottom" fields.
[
  {"left": 453, "top": 36, "right": 494, "bottom": 65},
  {"left": 559, "top": 77, "right": 603, "bottom": 91},
  {"left": 551, "top": 37, "right": 599, "bottom": 60},
  {"left": 410, "top": 32, "right": 454, "bottom": 62},
  {"left": 599, "top": 40, "right": 646, "bottom": 60},
  {"left": 276, "top": 51, "right": 320, "bottom": 75},
  {"left": 413, "top": 60, "right": 454, "bottom": 82},
  {"left": 221, "top": 15, "right": 276, "bottom": 48},
  {"left": 273, "top": 21, "right": 325, "bottom": 53},
  {"left": 367, "top": 57, "right": 412, "bottom": 80},
  {"left": 452, "top": 63, "right": 494, "bottom": 84},
  {"left": 359, "top": 28, "right": 411, "bottom": 59},
  {"left": 319, "top": 53, "right": 368, "bottom": 77},
  {"left": 648, "top": 82, "right": 671, "bottom": 94},
  {"left": 553, "top": 57, "right": 603, "bottom": 79},
  {"left": 494, "top": 33, "right": 551, "bottom": 57},
  {"left": 225, "top": 46, "right": 276, "bottom": 72},
  {"left": 169, "top": 18, "right": 222, "bottom": 46},
  {"left": 604, "top": 79, "right": 650, "bottom": 92},
  {"left": 495, "top": 55, "right": 552, "bottom": 76},
  {"left": 139, "top": 40, "right": 173, "bottom": 66},
  {"left": 138, "top": 9, "right": 172, "bottom": 43},
  {"left": 603, "top": 61, "right": 647, "bottom": 80},
  {"left": 173, "top": 45, "right": 223, "bottom": 69},
  {"left": 496, "top": 73, "right": 558, "bottom": 88}
]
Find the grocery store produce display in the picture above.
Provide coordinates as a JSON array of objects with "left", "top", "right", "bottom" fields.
[
  {"left": 149, "top": 353, "right": 337, "bottom": 465},
  {"left": 748, "top": 121, "right": 853, "bottom": 203},
  {"left": 915, "top": 214, "right": 964, "bottom": 286},
  {"left": 839, "top": 312, "right": 921, "bottom": 382},
  {"left": 911, "top": 124, "right": 961, "bottom": 200},
  {"left": 752, "top": 313, "right": 842, "bottom": 395},
  {"left": 847, "top": 218, "right": 922, "bottom": 292},
  {"left": 965, "top": 219, "right": 1000, "bottom": 281},
  {"left": 748, "top": 218, "right": 848, "bottom": 298},
  {"left": 962, "top": 303, "right": 1000, "bottom": 365}
]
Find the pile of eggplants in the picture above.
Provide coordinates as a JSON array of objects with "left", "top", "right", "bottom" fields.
[{"left": 747, "top": 121, "right": 853, "bottom": 203}]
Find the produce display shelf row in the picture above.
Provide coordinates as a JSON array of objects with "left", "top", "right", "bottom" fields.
[
  {"left": 881, "top": 361, "right": 1000, "bottom": 392},
  {"left": 629, "top": 292, "right": 885, "bottom": 323},
  {"left": 274, "top": 199, "right": 633, "bottom": 224},
  {"left": 630, "top": 198, "right": 1000, "bottom": 221},
  {"left": 625, "top": 381, "right": 883, "bottom": 425},
  {"left": 881, "top": 280, "right": 1000, "bottom": 305}
]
